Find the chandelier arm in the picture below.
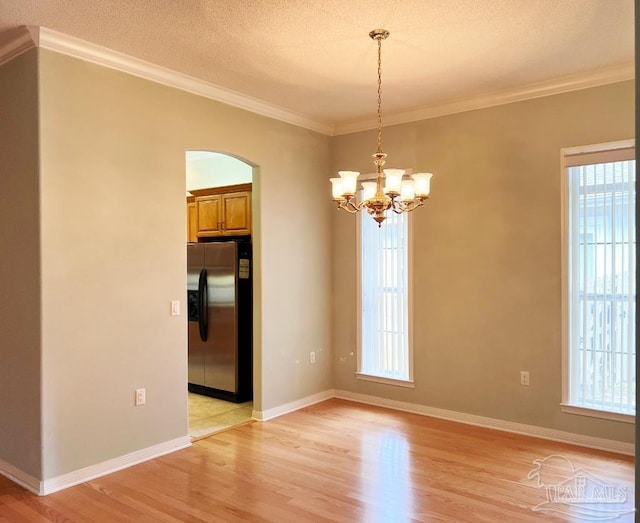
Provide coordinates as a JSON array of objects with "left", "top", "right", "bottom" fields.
[
  {"left": 391, "top": 199, "right": 426, "bottom": 214},
  {"left": 338, "top": 200, "right": 364, "bottom": 214}
]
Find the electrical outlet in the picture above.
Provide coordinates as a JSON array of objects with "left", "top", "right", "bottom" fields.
[
  {"left": 135, "top": 388, "right": 146, "bottom": 406},
  {"left": 520, "top": 371, "right": 530, "bottom": 386},
  {"left": 310, "top": 351, "right": 316, "bottom": 364},
  {"left": 170, "top": 300, "right": 180, "bottom": 316}
]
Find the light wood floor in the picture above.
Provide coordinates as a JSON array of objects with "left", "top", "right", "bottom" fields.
[{"left": 0, "top": 399, "right": 634, "bottom": 522}]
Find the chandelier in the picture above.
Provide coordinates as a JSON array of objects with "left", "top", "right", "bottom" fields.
[{"left": 330, "top": 29, "right": 433, "bottom": 227}]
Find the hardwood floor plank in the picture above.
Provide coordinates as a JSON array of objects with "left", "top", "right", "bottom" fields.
[{"left": 0, "top": 399, "right": 634, "bottom": 522}]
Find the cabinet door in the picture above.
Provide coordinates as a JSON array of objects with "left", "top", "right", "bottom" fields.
[
  {"left": 187, "top": 202, "right": 198, "bottom": 242},
  {"left": 222, "top": 192, "right": 251, "bottom": 236},
  {"left": 196, "top": 195, "right": 223, "bottom": 237}
]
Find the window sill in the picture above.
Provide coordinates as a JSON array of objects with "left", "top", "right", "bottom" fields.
[
  {"left": 355, "top": 373, "right": 415, "bottom": 388},
  {"left": 560, "top": 403, "right": 635, "bottom": 424}
]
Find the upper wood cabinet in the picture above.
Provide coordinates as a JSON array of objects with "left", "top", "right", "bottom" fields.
[
  {"left": 186, "top": 197, "right": 198, "bottom": 243},
  {"left": 220, "top": 192, "right": 251, "bottom": 235},
  {"left": 196, "top": 195, "right": 223, "bottom": 236},
  {"left": 189, "top": 183, "right": 252, "bottom": 239}
]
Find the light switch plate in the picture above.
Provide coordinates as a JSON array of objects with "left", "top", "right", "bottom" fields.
[
  {"left": 171, "top": 300, "right": 180, "bottom": 316},
  {"left": 135, "top": 388, "right": 146, "bottom": 406}
]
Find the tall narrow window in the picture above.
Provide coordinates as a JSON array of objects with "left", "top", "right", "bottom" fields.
[
  {"left": 358, "top": 206, "right": 413, "bottom": 385},
  {"left": 563, "top": 140, "right": 636, "bottom": 419}
]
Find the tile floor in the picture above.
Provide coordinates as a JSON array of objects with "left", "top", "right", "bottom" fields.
[{"left": 188, "top": 392, "right": 253, "bottom": 439}]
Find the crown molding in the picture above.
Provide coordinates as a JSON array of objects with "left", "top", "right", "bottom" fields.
[
  {"left": 0, "top": 26, "right": 633, "bottom": 138},
  {"left": 0, "top": 26, "right": 38, "bottom": 67},
  {"left": 0, "top": 26, "right": 332, "bottom": 135},
  {"left": 333, "top": 63, "right": 635, "bottom": 135},
  {"left": 34, "top": 27, "right": 333, "bottom": 135}
]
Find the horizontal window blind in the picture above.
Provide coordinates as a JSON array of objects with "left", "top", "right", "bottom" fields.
[
  {"left": 567, "top": 158, "right": 636, "bottom": 415},
  {"left": 360, "top": 208, "right": 410, "bottom": 381}
]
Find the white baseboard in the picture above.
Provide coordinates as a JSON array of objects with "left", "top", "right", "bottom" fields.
[
  {"left": 334, "top": 390, "right": 635, "bottom": 456},
  {"left": 0, "top": 457, "right": 42, "bottom": 495},
  {"left": 4, "top": 392, "right": 630, "bottom": 497},
  {"left": 41, "top": 436, "right": 191, "bottom": 495},
  {"left": 252, "top": 389, "right": 335, "bottom": 421},
  {"left": 252, "top": 389, "right": 633, "bottom": 455}
]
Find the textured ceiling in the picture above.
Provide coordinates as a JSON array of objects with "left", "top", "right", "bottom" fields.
[{"left": 0, "top": 0, "right": 634, "bottom": 129}]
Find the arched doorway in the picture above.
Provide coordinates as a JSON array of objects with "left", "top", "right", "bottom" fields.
[
  {"left": 185, "top": 150, "right": 258, "bottom": 438},
  {"left": 186, "top": 151, "right": 252, "bottom": 192}
]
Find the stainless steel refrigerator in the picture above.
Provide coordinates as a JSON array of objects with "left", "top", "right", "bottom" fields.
[{"left": 187, "top": 240, "right": 252, "bottom": 402}]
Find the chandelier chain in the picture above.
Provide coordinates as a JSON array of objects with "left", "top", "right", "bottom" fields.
[{"left": 376, "top": 36, "right": 383, "bottom": 154}]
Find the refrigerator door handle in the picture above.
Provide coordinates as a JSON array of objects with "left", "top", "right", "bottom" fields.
[{"left": 198, "top": 268, "right": 208, "bottom": 342}]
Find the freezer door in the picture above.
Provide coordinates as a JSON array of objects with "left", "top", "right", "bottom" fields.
[
  {"left": 203, "top": 242, "right": 238, "bottom": 393},
  {"left": 187, "top": 244, "right": 206, "bottom": 386}
]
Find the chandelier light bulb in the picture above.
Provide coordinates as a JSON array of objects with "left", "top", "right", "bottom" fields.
[
  {"left": 361, "top": 181, "right": 377, "bottom": 201},
  {"left": 330, "top": 178, "right": 345, "bottom": 200},
  {"left": 400, "top": 180, "right": 415, "bottom": 202},
  {"left": 338, "top": 170, "right": 360, "bottom": 196},
  {"left": 383, "top": 169, "right": 404, "bottom": 195},
  {"left": 412, "top": 173, "right": 433, "bottom": 197}
]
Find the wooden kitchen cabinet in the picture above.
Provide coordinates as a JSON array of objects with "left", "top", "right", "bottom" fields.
[
  {"left": 190, "top": 183, "right": 252, "bottom": 239},
  {"left": 220, "top": 191, "right": 251, "bottom": 235},
  {"left": 186, "top": 197, "right": 198, "bottom": 243},
  {"left": 196, "top": 194, "right": 223, "bottom": 236}
]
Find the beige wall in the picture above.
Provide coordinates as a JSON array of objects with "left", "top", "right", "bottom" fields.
[
  {"left": 37, "top": 49, "right": 332, "bottom": 479},
  {"left": 0, "top": 49, "right": 42, "bottom": 478},
  {"left": 331, "top": 80, "right": 635, "bottom": 443},
  {"left": 1, "top": 43, "right": 632, "bottom": 484}
]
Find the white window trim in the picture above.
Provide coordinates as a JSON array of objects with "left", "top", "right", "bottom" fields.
[
  {"left": 356, "top": 182, "right": 415, "bottom": 386},
  {"left": 560, "top": 403, "right": 634, "bottom": 424},
  {"left": 355, "top": 373, "right": 415, "bottom": 388},
  {"left": 560, "top": 138, "right": 636, "bottom": 422}
]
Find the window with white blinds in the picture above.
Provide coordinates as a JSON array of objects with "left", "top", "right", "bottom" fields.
[
  {"left": 358, "top": 207, "right": 413, "bottom": 384},
  {"left": 563, "top": 140, "right": 636, "bottom": 418}
]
